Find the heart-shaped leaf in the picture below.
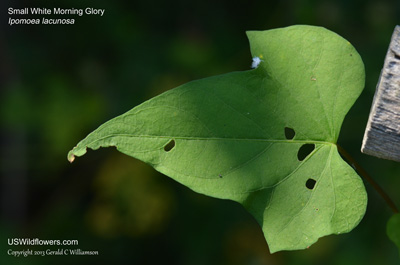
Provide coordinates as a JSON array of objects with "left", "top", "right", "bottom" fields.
[
  {"left": 68, "top": 25, "right": 367, "bottom": 252},
  {"left": 387, "top": 213, "right": 400, "bottom": 255}
]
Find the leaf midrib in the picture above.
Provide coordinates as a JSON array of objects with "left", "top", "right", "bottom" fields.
[{"left": 85, "top": 133, "right": 336, "bottom": 146}]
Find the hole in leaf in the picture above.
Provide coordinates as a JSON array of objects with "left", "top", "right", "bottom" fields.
[
  {"left": 297, "top": 144, "right": 315, "bottom": 161},
  {"left": 164, "top": 139, "right": 175, "bottom": 152},
  {"left": 306, "top": 178, "right": 317, "bottom": 190},
  {"left": 284, "top": 127, "right": 295, "bottom": 140}
]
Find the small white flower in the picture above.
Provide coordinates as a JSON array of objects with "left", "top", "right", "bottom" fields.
[{"left": 251, "top": 56, "right": 263, "bottom": 69}]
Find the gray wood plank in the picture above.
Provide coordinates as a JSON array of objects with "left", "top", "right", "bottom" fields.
[{"left": 361, "top": 25, "right": 400, "bottom": 162}]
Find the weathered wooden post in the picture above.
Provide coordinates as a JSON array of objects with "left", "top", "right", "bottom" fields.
[{"left": 362, "top": 25, "right": 400, "bottom": 162}]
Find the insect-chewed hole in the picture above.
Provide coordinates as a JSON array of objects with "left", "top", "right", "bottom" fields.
[
  {"left": 297, "top": 144, "right": 315, "bottom": 161},
  {"left": 306, "top": 178, "right": 317, "bottom": 190},
  {"left": 284, "top": 127, "right": 295, "bottom": 140},
  {"left": 164, "top": 139, "right": 175, "bottom": 152}
]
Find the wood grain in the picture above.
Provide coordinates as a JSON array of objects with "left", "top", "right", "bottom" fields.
[{"left": 361, "top": 26, "right": 400, "bottom": 162}]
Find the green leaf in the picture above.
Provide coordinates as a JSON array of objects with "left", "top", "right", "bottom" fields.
[
  {"left": 68, "top": 25, "right": 367, "bottom": 253},
  {"left": 387, "top": 213, "right": 400, "bottom": 255}
]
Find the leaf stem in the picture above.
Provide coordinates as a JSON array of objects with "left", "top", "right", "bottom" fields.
[{"left": 337, "top": 145, "right": 399, "bottom": 214}]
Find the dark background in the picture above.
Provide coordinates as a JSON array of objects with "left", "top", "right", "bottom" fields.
[{"left": 1, "top": 0, "right": 400, "bottom": 264}]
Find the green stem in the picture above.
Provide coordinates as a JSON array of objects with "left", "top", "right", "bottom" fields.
[{"left": 337, "top": 145, "right": 399, "bottom": 214}]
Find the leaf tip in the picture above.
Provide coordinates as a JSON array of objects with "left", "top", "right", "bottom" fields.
[
  {"left": 67, "top": 146, "right": 87, "bottom": 163},
  {"left": 67, "top": 151, "right": 76, "bottom": 163}
]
